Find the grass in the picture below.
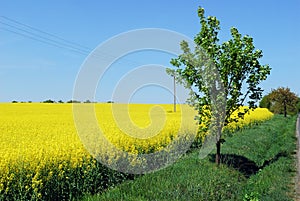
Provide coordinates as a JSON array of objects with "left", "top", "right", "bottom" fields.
[{"left": 81, "top": 115, "right": 297, "bottom": 201}]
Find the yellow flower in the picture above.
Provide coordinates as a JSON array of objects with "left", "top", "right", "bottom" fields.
[{"left": 0, "top": 103, "right": 273, "bottom": 197}]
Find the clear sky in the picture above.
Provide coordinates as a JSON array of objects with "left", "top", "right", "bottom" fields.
[{"left": 1, "top": 0, "right": 299, "bottom": 103}]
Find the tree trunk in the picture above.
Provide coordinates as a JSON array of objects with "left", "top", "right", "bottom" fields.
[
  {"left": 284, "top": 103, "right": 287, "bottom": 117},
  {"left": 216, "top": 140, "right": 221, "bottom": 165}
]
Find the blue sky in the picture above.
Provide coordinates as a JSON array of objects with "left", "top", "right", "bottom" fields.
[{"left": 0, "top": 0, "right": 299, "bottom": 103}]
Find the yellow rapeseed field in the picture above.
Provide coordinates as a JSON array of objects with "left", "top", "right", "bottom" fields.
[{"left": 0, "top": 103, "right": 273, "bottom": 200}]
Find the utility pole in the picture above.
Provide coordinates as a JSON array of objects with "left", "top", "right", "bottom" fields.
[
  {"left": 173, "top": 74, "right": 176, "bottom": 112},
  {"left": 166, "top": 68, "right": 177, "bottom": 113}
]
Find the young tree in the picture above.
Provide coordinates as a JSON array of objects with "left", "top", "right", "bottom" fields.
[
  {"left": 269, "top": 87, "right": 298, "bottom": 117},
  {"left": 170, "top": 7, "right": 271, "bottom": 165}
]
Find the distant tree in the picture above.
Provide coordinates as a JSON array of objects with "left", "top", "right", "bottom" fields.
[
  {"left": 259, "top": 94, "right": 271, "bottom": 109},
  {"left": 297, "top": 98, "right": 300, "bottom": 113},
  {"left": 84, "top": 100, "right": 92, "bottom": 103},
  {"left": 58, "top": 100, "right": 64, "bottom": 103},
  {"left": 107, "top": 101, "right": 114, "bottom": 103},
  {"left": 268, "top": 87, "right": 298, "bottom": 117},
  {"left": 170, "top": 6, "right": 271, "bottom": 165},
  {"left": 28, "top": 101, "right": 32, "bottom": 103},
  {"left": 67, "top": 100, "right": 81, "bottom": 103},
  {"left": 12, "top": 100, "right": 18, "bottom": 103},
  {"left": 43, "top": 99, "right": 55, "bottom": 103}
]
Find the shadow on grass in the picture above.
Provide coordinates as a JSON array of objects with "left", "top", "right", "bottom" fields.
[{"left": 209, "top": 152, "right": 288, "bottom": 178}]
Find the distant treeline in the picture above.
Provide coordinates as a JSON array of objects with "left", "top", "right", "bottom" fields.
[{"left": 11, "top": 100, "right": 115, "bottom": 103}]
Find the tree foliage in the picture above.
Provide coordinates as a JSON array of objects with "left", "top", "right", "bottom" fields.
[
  {"left": 259, "top": 94, "right": 271, "bottom": 109},
  {"left": 169, "top": 7, "right": 271, "bottom": 164}
]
